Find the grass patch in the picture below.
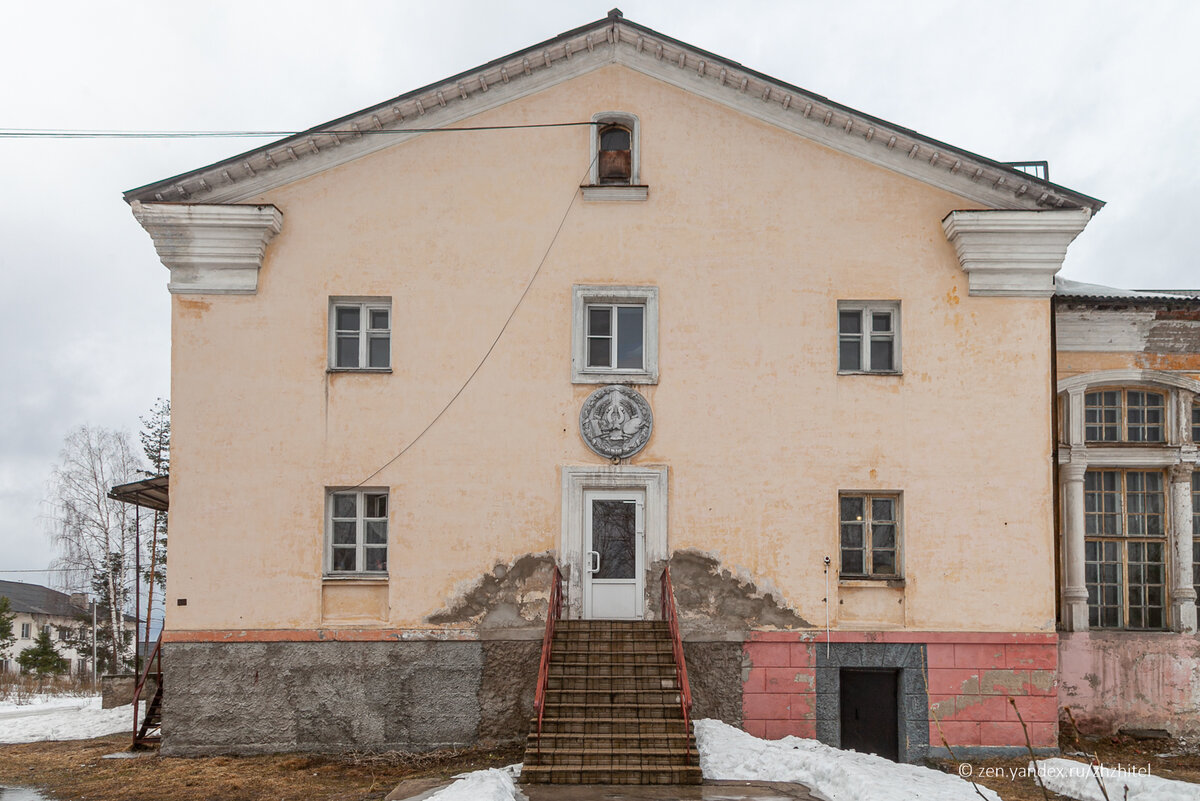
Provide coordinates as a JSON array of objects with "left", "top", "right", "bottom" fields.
[{"left": 0, "top": 735, "right": 523, "bottom": 801}]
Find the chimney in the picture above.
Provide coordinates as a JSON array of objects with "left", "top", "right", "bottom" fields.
[{"left": 69, "top": 592, "right": 89, "bottom": 609}]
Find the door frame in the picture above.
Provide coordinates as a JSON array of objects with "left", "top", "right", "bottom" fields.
[
  {"left": 560, "top": 466, "right": 668, "bottom": 620},
  {"left": 583, "top": 488, "right": 645, "bottom": 619}
]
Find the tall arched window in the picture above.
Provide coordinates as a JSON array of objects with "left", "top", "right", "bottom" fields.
[{"left": 598, "top": 124, "right": 632, "bottom": 184}]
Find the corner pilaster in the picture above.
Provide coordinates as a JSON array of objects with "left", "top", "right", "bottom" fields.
[
  {"left": 942, "top": 209, "right": 1092, "bottom": 297},
  {"left": 1169, "top": 462, "right": 1197, "bottom": 633},
  {"left": 1061, "top": 456, "right": 1090, "bottom": 631},
  {"left": 131, "top": 202, "right": 283, "bottom": 294}
]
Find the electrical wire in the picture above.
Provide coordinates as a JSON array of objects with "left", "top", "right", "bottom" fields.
[
  {"left": 0, "top": 122, "right": 598, "bottom": 139},
  {"left": 347, "top": 157, "right": 596, "bottom": 490}
]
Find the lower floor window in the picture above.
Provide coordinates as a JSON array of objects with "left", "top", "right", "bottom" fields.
[
  {"left": 1085, "top": 539, "right": 1166, "bottom": 629},
  {"left": 839, "top": 493, "right": 900, "bottom": 578},
  {"left": 327, "top": 489, "right": 389, "bottom": 574}
]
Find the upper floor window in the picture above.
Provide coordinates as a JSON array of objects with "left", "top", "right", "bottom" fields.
[
  {"left": 326, "top": 489, "right": 389, "bottom": 575},
  {"left": 20, "top": 623, "right": 30, "bottom": 639},
  {"left": 329, "top": 299, "right": 390, "bottom": 371},
  {"left": 598, "top": 125, "right": 632, "bottom": 185},
  {"left": 838, "top": 301, "right": 900, "bottom": 374},
  {"left": 1084, "top": 389, "right": 1164, "bottom": 443},
  {"left": 585, "top": 112, "right": 643, "bottom": 198},
  {"left": 1192, "top": 403, "right": 1199, "bottom": 443},
  {"left": 839, "top": 493, "right": 901, "bottom": 578},
  {"left": 572, "top": 285, "right": 658, "bottom": 384}
]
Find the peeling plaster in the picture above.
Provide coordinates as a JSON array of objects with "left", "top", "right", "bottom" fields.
[
  {"left": 662, "top": 549, "right": 811, "bottom": 634},
  {"left": 425, "top": 552, "right": 555, "bottom": 628}
]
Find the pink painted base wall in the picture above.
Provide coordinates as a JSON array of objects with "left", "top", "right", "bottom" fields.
[
  {"left": 743, "top": 631, "right": 1058, "bottom": 750},
  {"left": 1059, "top": 631, "right": 1200, "bottom": 736}
]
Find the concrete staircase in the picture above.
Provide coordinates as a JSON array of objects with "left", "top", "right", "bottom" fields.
[{"left": 522, "top": 620, "right": 702, "bottom": 785}]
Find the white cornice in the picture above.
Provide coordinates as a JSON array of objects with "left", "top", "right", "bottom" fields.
[
  {"left": 131, "top": 202, "right": 283, "bottom": 295},
  {"left": 942, "top": 209, "right": 1092, "bottom": 297},
  {"left": 123, "top": 18, "right": 1103, "bottom": 213},
  {"left": 1057, "top": 369, "right": 1200, "bottom": 396}
]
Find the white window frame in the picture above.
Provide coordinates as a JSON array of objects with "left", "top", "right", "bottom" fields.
[
  {"left": 324, "top": 488, "right": 390, "bottom": 577},
  {"left": 837, "top": 301, "right": 901, "bottom": 375},
  {"left": 589, "top": 111, "right": 640, "bottom": 186},
  {"left": 572, "top": 285, "right": 659, "bottom": 384},
  {"left": 20, "top": 623, "right": 30, "bottom": 639},
  {"left": 328, "top": 298, "right": 391, "bottom": 371}
]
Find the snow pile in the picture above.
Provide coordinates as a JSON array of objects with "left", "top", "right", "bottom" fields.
[
  {"left": 1032, "top": 758, "right": 1200, "bottom": 801},
  {"left": 695, "top": 719, "right": 1001, "bottom": 801},
  {"left": 0, "top": 694, "right": 91, "bottom": 716},
  {"left": 427, "top": 767, "right": 518, "bottom": 801},
  {"left": 0, "top": 696, "right": 135, "bottom": 743}
]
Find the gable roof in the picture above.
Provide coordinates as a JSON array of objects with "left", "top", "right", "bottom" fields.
[
  {"left": 123, "top": 10, "right": 1104, "bottom": 213},
  {"left": 0, "top": 579, "right": 86, "bottom": 618}
]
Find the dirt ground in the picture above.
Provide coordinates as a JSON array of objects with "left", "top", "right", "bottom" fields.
[
  {"left": 3, "top": 728, "right": 1199, "bottom": 800},
  {"left": 0, "top": 735, "right": 523, "bottom": 801},
  {"left": 932, "top": 727, "right": 1200, "bottom": 800}
]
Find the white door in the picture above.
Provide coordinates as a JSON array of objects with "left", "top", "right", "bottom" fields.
[{"left": 583, "top": 489, "right": 645, "bottom": 619}]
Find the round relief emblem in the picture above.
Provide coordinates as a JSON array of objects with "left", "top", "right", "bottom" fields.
[{"left": 579, "top": 385, "right": 654, "bottom": 459}]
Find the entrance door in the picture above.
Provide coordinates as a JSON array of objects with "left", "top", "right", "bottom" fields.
[
  {"left": 839, "top": 669, "right": 899, "bottom": 761},
  {"left": 583, "top": 489, "right": 644, "bottom": 619}
]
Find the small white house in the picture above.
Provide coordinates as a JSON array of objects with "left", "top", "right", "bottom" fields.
[{"left": 0, "top": 579, "right": 135, "bottom": 675}]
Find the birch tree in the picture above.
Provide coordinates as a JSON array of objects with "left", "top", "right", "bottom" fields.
[
  {"left": 139, "top": 398, "right": 169, "bottom": 590},
  {"left": 46, "top": 425, "right": 142, "bottom": 673}
]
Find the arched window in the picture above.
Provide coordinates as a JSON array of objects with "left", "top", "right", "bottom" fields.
[{"left": 597, "top": 124, "right": 632, "bottom": 184}]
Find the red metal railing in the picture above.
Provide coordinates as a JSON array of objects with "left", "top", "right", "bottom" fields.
[
  {"left": 532, "top": 565, "right": 564, "bottom": 749},
  {"left": 133, "top": 631, "right": 163, "bottom": 745},
  {"left": 660, "top": 566, "right": 693, "bottom": 733}
]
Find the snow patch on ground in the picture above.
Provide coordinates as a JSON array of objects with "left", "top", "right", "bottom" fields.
[
  {"left": 0, "top": 694, "right": 92, "bottom": 715},
  {"left": 1033, "top": 757, "right": 1200, "bottom": 801},
  {"left": 695, "top": 718, "right": 1001, "bottom": 801},
  {"left": 0, "top": 696, "right": 135, "bottom": 744},
  {"left": 427, "top": 767, "right": 518, "bottom": 801}
]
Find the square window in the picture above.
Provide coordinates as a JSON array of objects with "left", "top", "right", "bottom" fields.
[
  {"left": 838, "top": 492, "right": 902, "bottom": 578},
  {"left": 572, "top": 286, "right": 658, "bottom": 384},
  {"left": 837, "top": 301, "right": 900, "bottom": 374},
  {"left": 326, "top": 489, "right": 389, "bottom": 575},
  {"left": 329, "top": 299, "right": 391, "bottom": 370}
]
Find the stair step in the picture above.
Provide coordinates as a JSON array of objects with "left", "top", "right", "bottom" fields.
[{"left": 521, "top": 765, "right": 703, "bottom": 785}]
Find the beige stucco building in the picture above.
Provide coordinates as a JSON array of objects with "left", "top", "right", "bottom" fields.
[{"left": 126, "top": 11, "right": 1130, "bottom": 760}]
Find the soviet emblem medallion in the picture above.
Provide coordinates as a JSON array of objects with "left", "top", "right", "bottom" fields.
[{"left": 579, "top": 385, "right": 654, "bottom": 459}]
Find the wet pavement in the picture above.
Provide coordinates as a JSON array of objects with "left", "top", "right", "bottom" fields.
[{"left": 0, "top": 788, "right": 52, "bottom": 801}]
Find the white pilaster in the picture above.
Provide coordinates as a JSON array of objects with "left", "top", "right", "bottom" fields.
[
  {"left": 1061, "top": 456, "right": 1090, "bottom": 631},
  {"left": 942, "top": 209, "right": 1092, "bottom": 297},
  {"left": 131, "top": 202, "right": 283, "bottom": 294},
  {"left": 1169, "top": 462, "right": 1197, "bottom": 633}
]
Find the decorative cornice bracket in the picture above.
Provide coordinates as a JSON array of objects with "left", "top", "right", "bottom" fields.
[
  {"left": 942, "top": 209, "right": 1092, "bottom": 297},
  {"left": 131, "top": 202, "right": 283, "bottom": 295}
]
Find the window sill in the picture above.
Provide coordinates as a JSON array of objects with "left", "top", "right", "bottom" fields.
[
  {"left": 572, "top": 370, "right": 658, "bottom": 385},
  {"left": 839, "top": 577, "right": 905, "bottom": 588},
  {"left": 581, "top": 185, "right": 649, "bottom": 202},
  {"left": 322, "top": 573, "right": 389, "bottom": 582},
  {"left": 327, "top": 368, "right": 392, "bottom": 374},
  {"left": 837, "top": 370, "right": 902, "bottom": 377}
]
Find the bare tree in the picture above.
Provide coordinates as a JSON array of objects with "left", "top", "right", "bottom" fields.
[{"left": 46, "top": 425, "right": 142, "bottom": 673}]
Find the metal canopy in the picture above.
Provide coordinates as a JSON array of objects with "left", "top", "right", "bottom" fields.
[{"left": 108, "top": 475, "right": 169, "bottom": 512}]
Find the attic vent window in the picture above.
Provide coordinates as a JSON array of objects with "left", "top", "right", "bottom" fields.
[
  {"left": 583, "top": 112, "right": 647, "bottom": 201},
  {"left": 598, "top": 125, "right": 632, "bottom": 184}
]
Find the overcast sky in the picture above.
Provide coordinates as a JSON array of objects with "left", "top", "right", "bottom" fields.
[{"left": 1, "top": 1, "right": 1197, "bottom": 581}]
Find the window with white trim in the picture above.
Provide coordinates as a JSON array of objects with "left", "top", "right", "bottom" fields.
[
  {"left": 589, "top": 112, "right": 640, "bottom": 186},
  {"left": 572, "top": 285, "right": 658, "bottom": 383},
  {"left": 329, "top": 299, "right": 390, "bottom": 370},
  {"left": 1084, "top": 389, "right": 1165, "bottom": 443},
  {"left": 837, "top": 301, "right": 900, "bottom": 373},
  {"left": 20, "top": 623, "right": 30, "bottom": 639},
  {"left": 1192, "top": 403, "right": 1199, "bottom": 443},
  {"left": 326, "top": 489, "right": 389, "bottom": 575},
  {"left": 839, "top": 493, "right": 901, "bottom": 578},
  {"left": 1084, "top": 469, "right": 1167, "bottom": 629}
]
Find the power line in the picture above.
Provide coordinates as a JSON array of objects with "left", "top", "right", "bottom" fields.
[
  {"left": 348, "top": 156, "right": 596, "bottom": 489},
  {"left": 0, "top": 122, "right": 598, "bottom": 139}
]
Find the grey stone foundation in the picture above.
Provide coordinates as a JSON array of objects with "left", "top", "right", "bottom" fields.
[
  {"left": 163, "top": 640, "right": 504, "bottom": 756},
  {"left": 683, "top": 640, "right": 743, "bottom": 724}
]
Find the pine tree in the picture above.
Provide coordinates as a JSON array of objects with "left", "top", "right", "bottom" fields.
[
  {"left": 0, "top": 596, "right": 15, "bottom": 661},
  {"left": 18, "top": 630, "right": 69, "bottom": 677},
  {"left": 139, "top": 398, "right": 170, "bottom": 591}
]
